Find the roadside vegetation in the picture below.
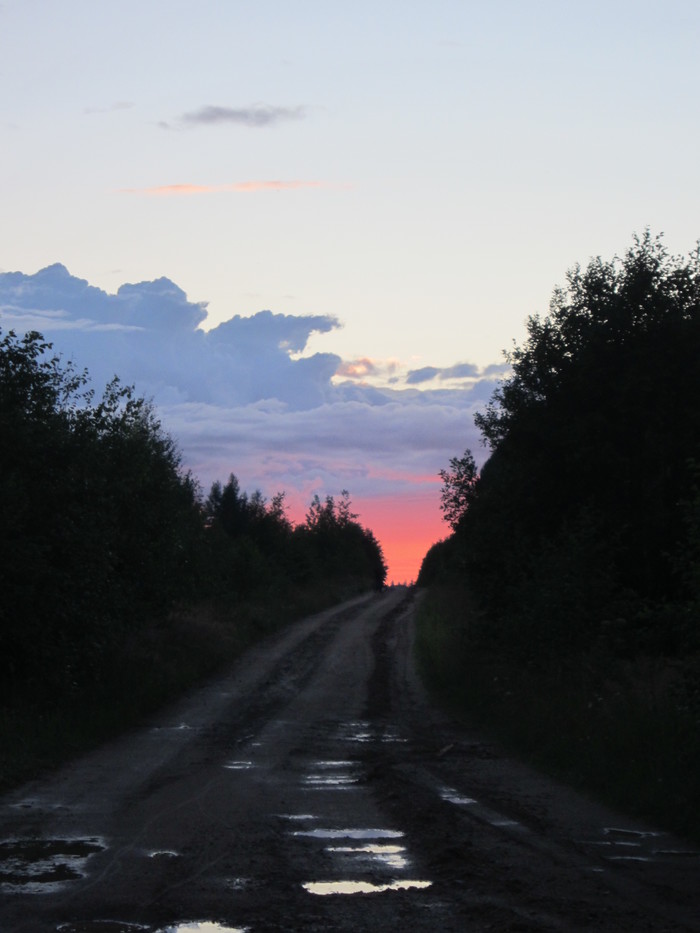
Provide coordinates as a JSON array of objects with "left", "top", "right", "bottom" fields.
[
  {"left": 0, "top": 328, "right": 386, "bottom": 791},
  {"left": 417, "top": 232, "right": 700, "bottom": 842}
]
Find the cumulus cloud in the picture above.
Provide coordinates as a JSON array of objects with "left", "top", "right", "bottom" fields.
[
  {"left": 0, "top": 265, "right": 502, "bottom": 578},
  {"left": 121, "top": 180, "right": 327, "bottom": 196},
  {"left": 177, "top": 104, "right": 306, "bottom": 128}
]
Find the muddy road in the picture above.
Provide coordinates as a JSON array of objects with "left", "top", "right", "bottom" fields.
[{"left": 1, "top": 588, "right": 699, "bottom": 932}]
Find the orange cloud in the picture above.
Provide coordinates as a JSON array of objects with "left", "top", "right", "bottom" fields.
[
  {"left": 334, "top": 357, "right": 401, "bottom": 383},
  {"left": 120, "top": 180, "right": 328, "bottom": 196},
  {"left": 231, "top": 180, "right": 325, "bottom": 193},
  {"left": 335, "top": 358, "right": 378, "bottom": 379}
]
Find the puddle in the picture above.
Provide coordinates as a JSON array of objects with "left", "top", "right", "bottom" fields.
[
  {"left": 293, "top": 828, "right": 404, "bottom": 840},
  {"left": 337, "top": 721, "right": 373, "bottom": 743},
  {"left": 157, "top": 925, "right": 249, "bottom": 933},
  {"left": 603, "top": 827, "right": 664, "bottom": 839},
  {"left": 336, "top": 722, "right": 407, "bottom": 744},
  {"left": 440, "top": 787, "right": 477, "bottom": 806},
  {"left": 380, "top": 728, "right": 408, "bottom": 744},
  {"left": 0, "top": 837, "right": 105, "bottom": 893},
  {"left": 490, "top": 819, "right": 520, "bottom": 828},
  {"left": 606, "top": 855, "right": 654, "bottom": 862},
  {"left": 9, "top": 798, "right": 67, "bottom": 812},
  {"left": 223, "top": 761, "right": 254, "bottom": 771},
  {"left": 313, "top": 760, "right": 354, "bottom": 768},
  {"left": 327, "top": 844, "right": 409, "bottom": 870},
  {"left": 652, "top": 849, "right": 700, "bottom": 858},
  {"left": 150, "top": 723, "right": 193, "bottom": 733},
  {"left": 303, "top": 773, "right": 358, "bottom": 788},
  {"left": 222, "top": 876, "right": 249, "bottom": 891},
  {"left": 279, "top": 813, "right": 317, "bottom": 821},
  {"left": 583, "top": 840, "right": 641, "bottom": 848},
  {"left": 303, "top": 879, "right": 432, "bottom": 896},
  {"left": 148, "top": 850, "right": 180, "bottom": 859},
  {"left": 57, "top": 924, "right": 149, "bottom": 932}
]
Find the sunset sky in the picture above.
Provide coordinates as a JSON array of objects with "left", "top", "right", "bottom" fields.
[{"left": 2, "top": 1, "right": 700, "bottom": 581}]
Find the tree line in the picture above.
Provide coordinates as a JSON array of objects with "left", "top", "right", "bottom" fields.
[
  {"left": 0, "top": 329, "right": 386, "bottom": 707},
  {"left": 420, "top": 231, "right": 700, "bottom": 665}
]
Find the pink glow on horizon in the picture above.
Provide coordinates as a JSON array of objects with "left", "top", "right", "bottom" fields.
[
  {"left": 359, "top": 493, "right": 447, "bottom": 584},
  {"left": 286, "top": 489, "right": 447, "bottom": 585}
]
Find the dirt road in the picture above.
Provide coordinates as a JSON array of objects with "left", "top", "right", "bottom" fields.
[{"left": 1, "top": 588, "right": 698, "bottom": 932}]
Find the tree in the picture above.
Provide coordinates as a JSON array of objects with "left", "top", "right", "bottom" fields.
[
  {"left": 0, "top": 329, "right": 205, "bottom": 700},
  {"left": 433, "top": 233, "right": 700, "bottom": 654},
  {"left": 439, "top": 449, "right": 479, "bottom": 530}
]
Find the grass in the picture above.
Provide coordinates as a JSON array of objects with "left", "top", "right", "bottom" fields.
[
  {"left": 415, "top": 582, "right": 700, "bottom": 844},
  {"left": 0, "top": 577, "right": 372, "bottom": 794}
]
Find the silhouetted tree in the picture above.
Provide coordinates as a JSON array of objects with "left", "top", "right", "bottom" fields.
[
  {"left": 439, "top": 449, "right": 479, "bottom": 530},
  {"left": 0, "top": 329, "right": 205, "bottom": 700},
  {"left": 429, "top": 232, "right": 700, "bottom": 657}
]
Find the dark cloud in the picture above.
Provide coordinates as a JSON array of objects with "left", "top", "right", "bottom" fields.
[
  {"left": 440, "top": 362, "right": 479, "bottom": 379},
  {"left": 179, "top": 104, "right": 306, "bottom": 128},
  {"left": 406, "top": 361, "right": 498, "bottom": 385},
  {"left": 405, "top": 366, "right": 440, "bottom": 385}
]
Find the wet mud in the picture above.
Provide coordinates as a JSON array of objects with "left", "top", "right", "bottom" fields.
[{"left": 1, "top": 589, "right": 699, "bottom": 931}]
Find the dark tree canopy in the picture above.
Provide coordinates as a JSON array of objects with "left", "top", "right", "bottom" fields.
[
  {"left": 422, "top": 233, "right": 700, "bottom": 656},
  {"left": 0, "top": 329, "right": 205, "bottom": 700},
  {"left": 439, "top": 450, "right": 479, "bottom": 531}
]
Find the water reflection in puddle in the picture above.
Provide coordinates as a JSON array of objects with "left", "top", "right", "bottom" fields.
[
  {"left": 58, "top": 924, "right": 149, "bottom": 932},
  {"left": 336, "top": 721, "right": 407, "bottom": 744},
  {"left": 342, "top": 722, "right": 373, "bottom": 743},
  {"left": 150, "top": 723, "right": 192, "bottom": 734},
  {"left": 303, "top": 774, "right": 358, "bottom": 788},
  {"left": 0, "top": 837, "right": 106, "bottom": 893},
  {"left": 293, "top": 828, "right": 404, "bottom": 840},
  {"left": 607, "top": 855, "right": 654, "bottom": 862},
  {"left": 584, "top": 840, "right": 641, "bottom": 848},
  {"left": 652, "top": 849, "right": 700, "bottom": 857},
  {"left": 303, "top": 879, "right": 432, "bottom": 896},
  {"left": 327, "top": 844, "right": 409, "bottom": 870},
  {"left": 223, "top": 761, "right": 255, "bottom": 771},
  {"left": 222, "top": 876, "right": 249, "bottom": 891},
  {"left": 279, "top": 813, "right": 317, "bottom": 821},
  {"left": 440, "top": 787, "right": 477, "bottom": 806},
  {"left": 157, "top": 924, "right": 249, "bottom": 933},
  {"left": 148, "top": 850, "right": 180, "bottom": 859},
  {"left": 9, "top": 797, "right": 66, "bottom": 812},
  {"left": 603, "top": 827, "right": 664, "bottom": 839}
]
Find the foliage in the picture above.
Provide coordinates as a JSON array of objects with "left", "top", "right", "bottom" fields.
[
  {"left": 415, "top": 584, "right": 700, "bottom": 843},
  {"left": 418, "top": 232, "right": 700, "bottom": 837},
  {"left": 0, "top": 330, "right": 206, "bottom": 702},
  {"left": 426, "top": 232, "right": 700, "bottom": 658},
  {"left": 205, "top": 480, "right": 387, "bottom": 595},
  {"left": 438, "top": 449, "right": 479, "bottom": 531}
]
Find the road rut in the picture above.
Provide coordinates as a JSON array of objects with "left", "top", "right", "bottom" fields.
[{"left": 1, "top": 588, "right": 698, "bottom": 932}]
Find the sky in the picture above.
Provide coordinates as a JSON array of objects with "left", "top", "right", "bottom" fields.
[{"left": 1, "top": 0, "right": 700, "bottom": 581}]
